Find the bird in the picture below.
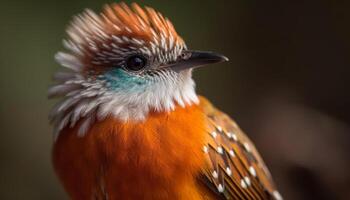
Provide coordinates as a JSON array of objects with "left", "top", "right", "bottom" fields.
[{"left": 49, "top": 2, "right": 283, "bottom": 200}]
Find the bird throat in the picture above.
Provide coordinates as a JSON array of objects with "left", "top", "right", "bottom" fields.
[{"left": 50, "top": 69, "right": 199, "bottom": 138}]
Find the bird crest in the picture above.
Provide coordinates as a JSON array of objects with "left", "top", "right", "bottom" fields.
[{"left": 57, "top": 2, "right": 186, "bottom": 72}]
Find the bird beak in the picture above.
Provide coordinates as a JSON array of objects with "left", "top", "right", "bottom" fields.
[{"left": 165, "top": 50, "right": 229, "bottom": 72}]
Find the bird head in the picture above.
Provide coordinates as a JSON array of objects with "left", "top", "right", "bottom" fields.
[{"left": 50, "top": 3, "right": 228, "bottom": 136}]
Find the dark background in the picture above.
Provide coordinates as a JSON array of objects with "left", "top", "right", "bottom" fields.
[{"left": 1, "top": 0, "right": 349, "bottom": 199}]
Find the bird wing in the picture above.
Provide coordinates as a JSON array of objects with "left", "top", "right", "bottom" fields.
[{"left": 197, "top": 96, "right": 282, "bottom": 200}]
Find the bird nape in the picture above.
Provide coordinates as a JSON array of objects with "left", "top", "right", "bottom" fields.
[{"left": 49, "top": 2, "right": 283, "bottom": 200}]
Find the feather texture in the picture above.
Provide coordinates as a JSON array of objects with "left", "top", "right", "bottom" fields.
[
  {"left": 198, "top": 96, "right": 282, "bottom": 200},
  {"left": 56, "top": 2, "right": 186, "bottom": 70}
]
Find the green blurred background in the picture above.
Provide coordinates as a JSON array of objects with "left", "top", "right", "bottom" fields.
[{"left": 1, "top": 0, "right": 350, "bottom": 199}]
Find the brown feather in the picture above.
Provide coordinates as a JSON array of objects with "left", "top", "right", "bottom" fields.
[{"left": 198, "top": 96, "right": 282, "bottom": 200}]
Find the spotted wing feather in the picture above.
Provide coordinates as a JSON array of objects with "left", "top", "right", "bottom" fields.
[{"left": 198, "top": 97, "right": 282, "bottom": 200}]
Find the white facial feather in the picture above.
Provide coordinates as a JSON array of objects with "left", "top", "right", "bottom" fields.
[{"left": 49, "top": 66, "right": 198, "bottom": 139}]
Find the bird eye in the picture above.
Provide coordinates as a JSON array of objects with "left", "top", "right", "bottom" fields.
[{"left": 125, "top": 55, "right": 147, "bottom": 71}]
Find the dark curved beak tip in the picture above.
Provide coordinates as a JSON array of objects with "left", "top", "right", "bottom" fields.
[{"left": 190, "top": 50, "right": 229, "bottom": 64}]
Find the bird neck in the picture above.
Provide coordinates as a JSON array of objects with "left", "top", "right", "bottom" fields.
[{"left": 50, "top": 69, "right": 199, "bottom": 138}]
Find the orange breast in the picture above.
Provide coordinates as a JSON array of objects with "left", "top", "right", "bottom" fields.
[{"left": 53, "top": 104, "right": 208, "bottom": 200}]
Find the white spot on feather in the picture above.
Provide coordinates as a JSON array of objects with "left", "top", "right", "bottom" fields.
[
  {"left": 212, "top": 170, "right": 218, "bottom": 179},
  {"left": 273, "top": 191, "right": 283, "bottom": 200},
  {"left": 216, "top": 125, "right": 223, "bottom": 132},
  {"left": 217, "top": 184, "right": 224, "bottom": 193},
  {"left": 203, "top": 146, "right": 209, "bottom": 153},
  {"left": 244, "top": 176, "right": 251, "bottom": 186},
  {"left": 217, "top": 146, "right": 224, "bottom": 154},
  {"left": 243, "top": 142, "right": 251, "bottom": 152},
  {"left": 211, "top": 131, "right": 217, "bottom": 139},
  {"left": 229, "top": 149, "right": 235, "bottom": 157},
  {"left": 227, "top": 132, "right": 238, "bottom": 141},
  {"left": 225, "top": 167, "right": 232, "bottom": 176},
  {"left": 240, "top": 179, "right": 247, "bottom": 189},
  {"left": 249, "top": 166, "right": 257, "bottom": 177}
]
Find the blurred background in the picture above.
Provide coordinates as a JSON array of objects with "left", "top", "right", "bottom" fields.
[{"left": 1, "top": 0, "right": 349, "bottom": 199}]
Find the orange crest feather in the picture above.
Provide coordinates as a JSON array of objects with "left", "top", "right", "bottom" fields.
[{"left": 60, "top": 2, "right": 186, "bottom": 70}]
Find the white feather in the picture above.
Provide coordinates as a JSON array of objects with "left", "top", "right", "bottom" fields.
[
  {"left": 48, "top": 84, "right": 81, "bottom": 98},
  {"left": 53, "top": 71, "right": 78, "bottom": 82},
  {"left": 78, "top": 115, "right": 94, "bottom": 137},
  {"left": 55, "top": 52, "right": 83, "bottom": 72}
]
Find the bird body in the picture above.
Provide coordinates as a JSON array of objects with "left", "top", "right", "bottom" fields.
[
  {"left": 50, "top": 3, "right": 282, "bottom": 199},
  {"left": 53, "top": 103, "right": 206, "bottom": 199}
]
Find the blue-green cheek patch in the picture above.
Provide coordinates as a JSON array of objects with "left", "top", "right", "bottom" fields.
[{"left": 100, "top": 68, "right": 150, "bottom": 92}]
